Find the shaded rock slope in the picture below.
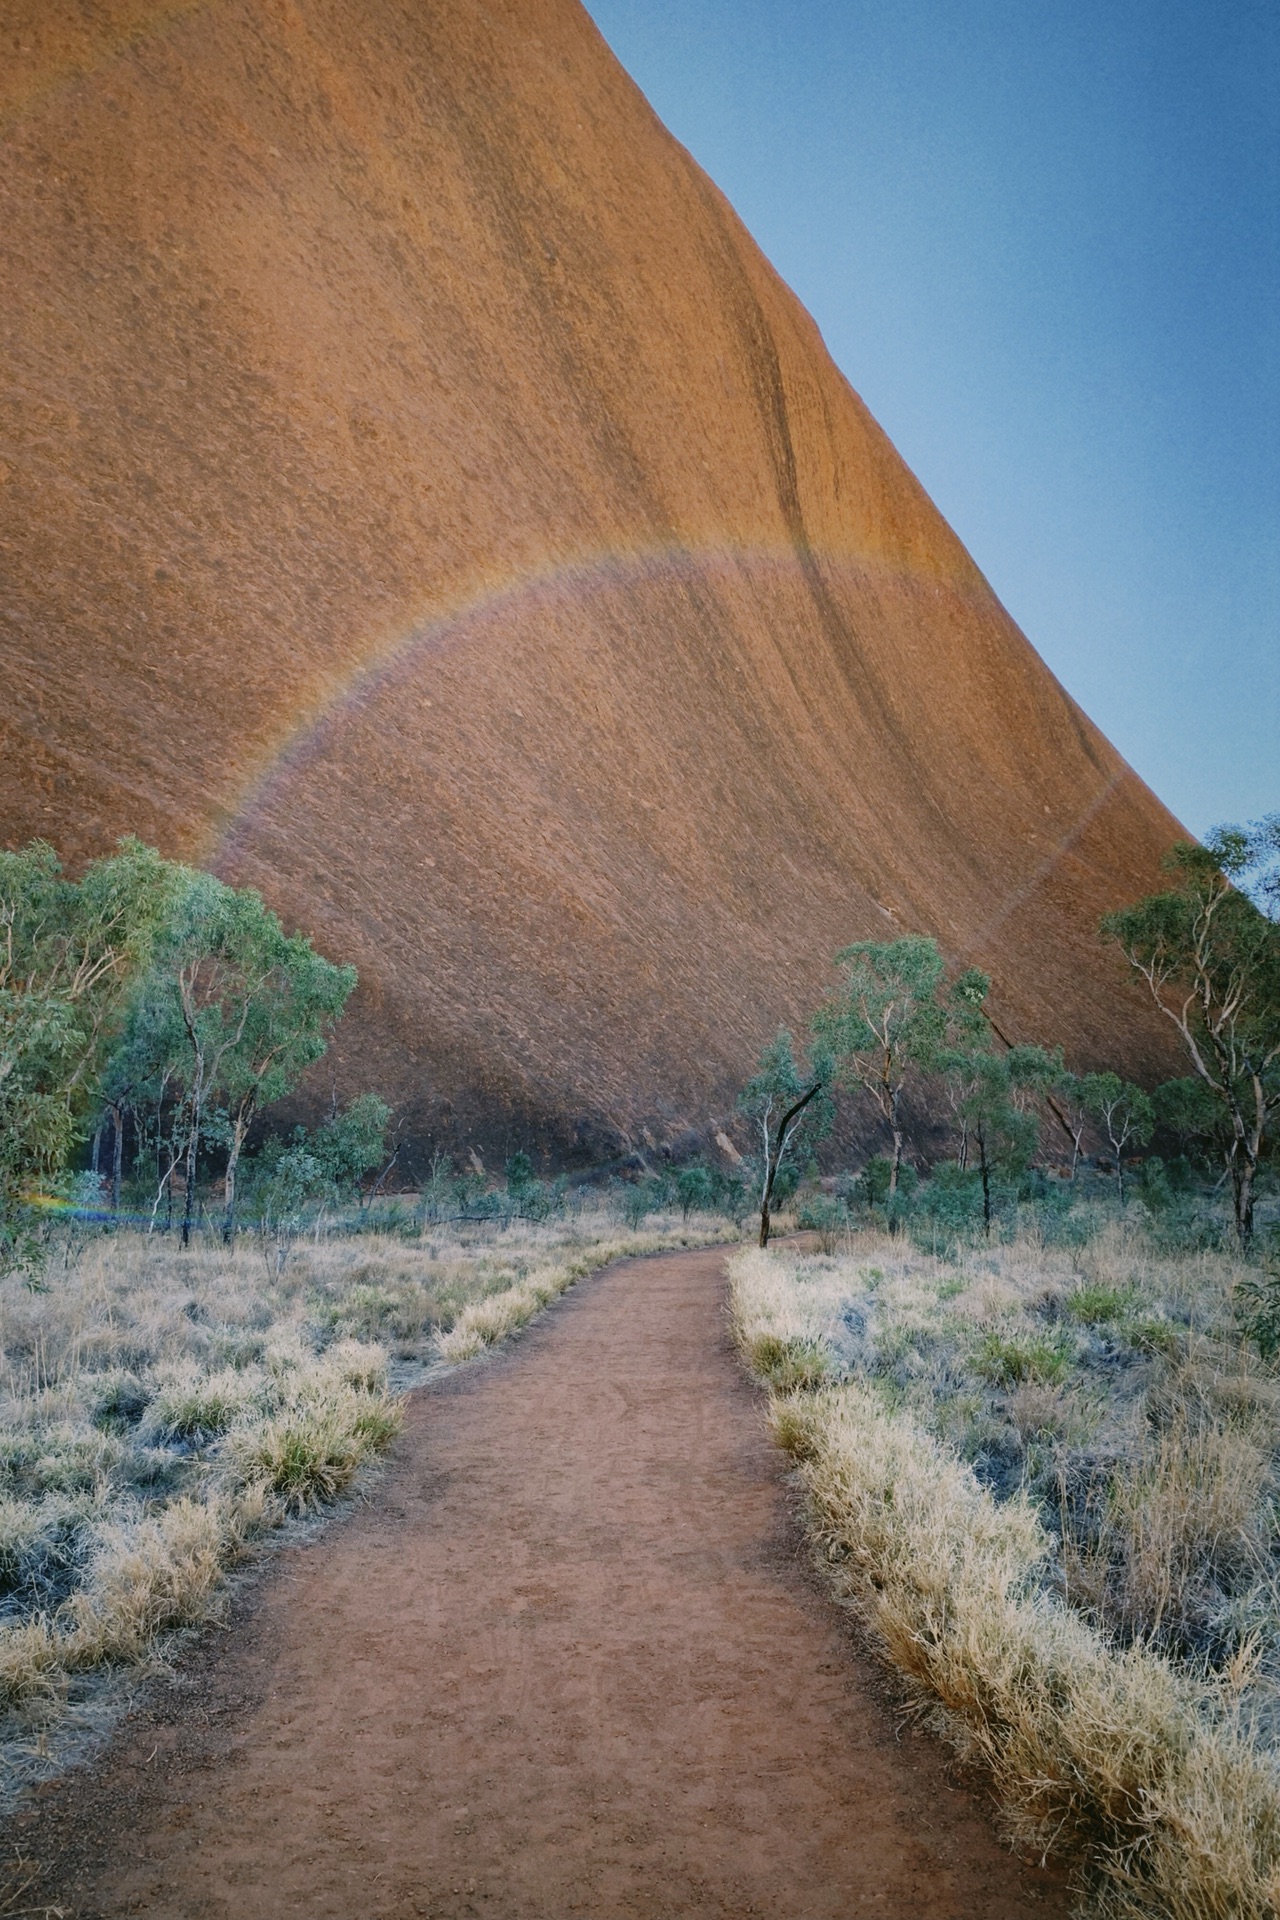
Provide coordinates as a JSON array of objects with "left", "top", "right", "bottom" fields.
[{"left": 1, "top": 0, "right": 1182, "bottom": 1160}]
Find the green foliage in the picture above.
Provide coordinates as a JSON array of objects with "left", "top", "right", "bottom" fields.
[
  {"left": 794, "top": 1193, "right": 850, "bottom": 1252},
  {"left": 1152, "top": 1077, "right": 1224, "bottom": 1161},
  {"left": 505, "top": 1151, "right": 535, "bottom": 1194},
  {"left": 770, "top": 1161, "right": 800, "bottom": 1206},
  {"left": 973, "top": 1327, "right": 1072, "bottom": 1387},
  {"left": 813, "top": 938, "right": 969, "bottom": 1197},
  {"left": 0, "top": 839, "right": 180, "bottom": 1272},
  {"left": 312, "top": 1095, "right": 391, "bottom": 1199},
  {"left": 738, "top": 1029, "right": 833, "bottom": 1134},
  {"left": 856, "top": 1155, "right": 894, "bottom": 1207},
  {"left": 618, "top": 1173, "right": 673, "bottom": 1229},
  {"left": 675, "top": 1164, "right": 715, "bottom": 1219},
  {"left": 936, "top": 1040, "right": 1053, "bottom": 1234},
  {"left": 1209, "top": 813, "right": 1280, "bottom": 919},
  {"left": 231, "top": 1394, "right": 402, "bottom": 1513},
  {"left": 856, "top": 1155, "right": 919, "bottom": 1212},
  {"left": 113, "top": 869, "right": 357, "bottom": 1242},
  {"left": 747, "top": 1332, "right": 829, "bottom": 1393},
  {"left": 912, "top": 1160, "right": 984, "bottom": 1236},
  {"left": 1134, "top": 1155, "right": 1174, "bottom": 1212},
  {"left": 248, "top": 1097, "right": 391, "bottom": 1266},
  {"left": 1236, "top": 1268, "right": 1280, "bottom": 1363},
  {"left": 1077, "top": 1072, "right": 1153, "bottom": 1202},
  {"left": 1235, "top": 1229, "right": 1280, "bottom": 1360},
  {"left": 1102, "top": 825, "right": 1280, "bottom": 1247},
  {"left": 814, "top": 936, "right": 948, "bottom": 1074},
  {"left": 1064, "top": 1283, "right": 1136, "bottom": 1324},
  {"left": 737, "top": 1028, "right": 833, "bottom": 1246},
  {"left": 1053, "top": 1070, "right": 1093, "bottom": 1177}
]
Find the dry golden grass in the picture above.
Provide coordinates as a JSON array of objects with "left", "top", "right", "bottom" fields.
[{"left": 730, "top": 1221, "right": 1280, "bottom": 1918}]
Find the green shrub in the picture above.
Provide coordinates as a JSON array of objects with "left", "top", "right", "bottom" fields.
[
  {"left": 910, "top": 1164, "right": 983, "bottom": 1251},
  {"left": 1135, "top": 1155, "right": 1175, "bottom": 1212},
  {"left": 142, "top": 1367, "right": 266, "bottom": 1445},
  {"left": 87, "top": 1371, "right": 153, "bottom": 1431},
  {"left": 1064, "top": 1283, "right": 1135, "bottom": 1324},
  {"left": 620, "top": 1175, "right": 671, "bottom": 1228},
  {"left": 676, "top": 1164, "right": 715, "bottom": 1219},
  {"left": 1236, "top": 1263, "right": 1280, "bottom": 1361},
  {"left": 857, "top": 1156, "right": 894, "bottom": 1208},
  {"left": 973, "top": 1328, "right": 1072, "bottom": 1387},
  {"left": 795, "top": 1193, "right": 849, "bottom": 1253}
]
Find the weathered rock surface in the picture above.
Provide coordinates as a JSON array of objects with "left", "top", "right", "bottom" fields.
[{"left": 2, "top": 0, "right": 1182, "bottom": 1159}]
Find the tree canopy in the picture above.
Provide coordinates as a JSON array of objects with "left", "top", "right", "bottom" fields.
[
  {"left": 0, "top": 839, "right": 178, "bottom": 1267},
  {"left": 114, "top": 870, "right": 356, "bottom": 1243},
  {"left": 0, "top": 838, "right": 361, "bottom": 1270},
  {"left": 1102, "top": 825, "right": 1280, "bottom": 1245},
  {"left": 737, "top": 1028, "right": 833, "bottom": 1247}
]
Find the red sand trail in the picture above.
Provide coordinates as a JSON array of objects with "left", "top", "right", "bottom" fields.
[{"left": 8, "top": 1248, "right": 1069, "bottom": 1917}]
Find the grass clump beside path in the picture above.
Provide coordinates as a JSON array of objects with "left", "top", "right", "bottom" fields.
[
  {"left": 731, "top": 1217, "right": 1280, "bottom": 1918},
  {"left": 0, "top": 1203, "right": 733, "bottom": 1778}
]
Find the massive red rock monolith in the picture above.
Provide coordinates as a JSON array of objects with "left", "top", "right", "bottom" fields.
[{"left": 1, "top": 0, "right": 1182, "bottom": 1160}]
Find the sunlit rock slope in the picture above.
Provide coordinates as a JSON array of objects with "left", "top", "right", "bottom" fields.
[{"left": 1, "top": 0, "right": 1183, "bottom": 1159}]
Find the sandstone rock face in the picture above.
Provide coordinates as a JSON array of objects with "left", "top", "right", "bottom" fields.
[{"left": 2, "top": 0, "right": 1182, "bottom": 1160}]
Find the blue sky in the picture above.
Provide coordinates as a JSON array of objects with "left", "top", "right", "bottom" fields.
[{"left": 582, "top": 0, "right": 1278, "bottom": 838}]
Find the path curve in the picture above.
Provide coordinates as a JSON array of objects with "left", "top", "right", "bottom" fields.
[{"left": 13, "top": 1247, "right": 1069, "bottom": 1917}]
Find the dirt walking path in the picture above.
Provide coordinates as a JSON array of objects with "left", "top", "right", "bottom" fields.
[{"left": 11, "top": 1247, "right": 1069, "bottom": 1918}]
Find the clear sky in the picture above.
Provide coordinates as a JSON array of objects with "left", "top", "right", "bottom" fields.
[{"left": 582, "top": 0, "right": 1278, "bottom": 839}]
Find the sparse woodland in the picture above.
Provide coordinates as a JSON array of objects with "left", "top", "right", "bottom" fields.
[
  {"left": 732, "top": 820, "right": 1280, "bottom": 1916},
  {"left": 2, "top": 819, "right": 1279, "bottom": 1917},
  {"left": 0, "top": 839, "right": 732, "bottom": 1785}
]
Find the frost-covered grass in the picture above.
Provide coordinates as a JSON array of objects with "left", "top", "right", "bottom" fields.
[
  {"left": 731, "top": 1214, "right": 1280, "bottom": 1918},
  {"left": 0, "top": 1203, "right": 734, "bottom": 1781}
]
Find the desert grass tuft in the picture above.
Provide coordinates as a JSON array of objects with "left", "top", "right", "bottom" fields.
[{"left": 234, "top": 1391, "right": 403, "bottom": 1513}]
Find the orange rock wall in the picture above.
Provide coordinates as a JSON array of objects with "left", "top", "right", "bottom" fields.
[{"left": 1, "top": 0, "right": 1183, "bottom": 1159}]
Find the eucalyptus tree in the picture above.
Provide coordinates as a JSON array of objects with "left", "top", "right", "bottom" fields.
[
  {"left": 116, "top": 873, "right": 356, "bottom": 1245},
  {"left": 217, "top": 933, "right": 357, "bottom": 1241},
  {"left": 737, "top": 1029, "right": 833, "bottom": 1248},
  {"left": 812, "top": 936, "right": 946, "bottom": 1200},
  {"left": 1053, "top": 1072, "right": 1092, "bottom": 1180},
  {"left": 937, "top": 1041, "right": 1056, "bottom": 1234},
  {"left": 1103, "top": 822, "right": 1280, "bottom": 1247},
  {"left": 0, "top": 838, "right": 177, "bottom": 1268},
  {"left": 1151, "top": 1075, "right": 1222, "bottom": 1164},
  {"left": 1078, "top": 1073, "right": 1154, "bottom": 1205},
  {"left": 814, "top": 937, "right": 991, "bottom": 1200}
]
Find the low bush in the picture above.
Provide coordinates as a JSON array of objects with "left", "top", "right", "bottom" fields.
[
  {"left": 1064, "top": 1282, "right": 1135, "bottom": 1324},
  {"left": 234, "top": 1391, "right": 402, "bottom": 1513},
  {"left": 794, "top": 1194, "right": 850, "bottom": 1254}
]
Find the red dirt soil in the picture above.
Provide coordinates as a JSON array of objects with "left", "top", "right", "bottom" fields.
[
  {"left": 8, "top": 1247, "right": 1071, "bottom": 1918},
  {"left": 1, "top": 0, "right": 1182, "bottom": 1160}
]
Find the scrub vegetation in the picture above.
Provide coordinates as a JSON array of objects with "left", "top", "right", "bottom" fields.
[
  {"left": 3, "top": 803, "right": 1278, "bottom": 1904},
  {"left": 731, "top": 1215, "right": 1280, "bottom": 1916},
  {"left": 0, "top": 1200, "right": 733, "bottom": 1789},
  {"left": 725, "top": 814, "right": 1280, "bottom": 1914}
]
